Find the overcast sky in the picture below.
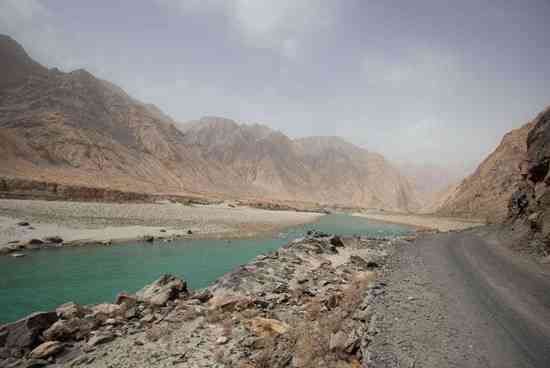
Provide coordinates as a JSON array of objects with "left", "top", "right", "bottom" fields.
[{"left": 1, "top": 0, "right": 549, "bottom": 169}]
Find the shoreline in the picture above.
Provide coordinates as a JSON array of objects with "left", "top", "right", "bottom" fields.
[
  {"left": 352, "top": 212, "right": 485, "bottom": 232},
  {"left": 0, "top": 232, "right": 410, "bottom": 367},
  {"left": 0, "top": 198, "right": 324, "bottom": 255}
]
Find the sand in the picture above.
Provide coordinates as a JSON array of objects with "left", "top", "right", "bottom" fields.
[{"left": 0, "top": 199, "right": 323, "bottom": 250}]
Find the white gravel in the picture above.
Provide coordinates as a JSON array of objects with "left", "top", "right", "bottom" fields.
[{"left": 0, "top": 199, "right": 323, "bottom": 248}]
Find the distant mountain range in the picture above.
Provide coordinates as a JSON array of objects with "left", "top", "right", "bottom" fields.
[{"left": 0, "top": 35, "right": 424, "bottom": 211}]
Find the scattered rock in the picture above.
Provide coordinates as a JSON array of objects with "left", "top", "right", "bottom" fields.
[
  {"left": 87, "top": 333, "right": 115, "bottom": 347},
  {"left": 29, "top": 341, "right": 64, "bottom": 359},
  {"left": 11, "top": 253, "right": 25, "bottom": 258},
  {"left": 187, "top": 230, "right": 193, "bottom": 235},
  {"left": 330, "top": 235, "right": 345, "bottom": 248},
  {"left": 243, "top": 318, "right": 289, "bottom": 337},
  {"left": 17, "top": 222, "right": 30, "bottom": 227},
  {"left": 540, "top": 255, "right": 550, "bottom": 264},
  {"left": 43, "top": 236, "right": 63, "bottom": 244},
  {"left": 216, "top": 336, "right": 229, "bottom": 345},
  {"left": 23, "top": 358, "right": 49, "bottom": 368},
  {"left": 56, "top": 303, "right": 90, "bottom": 320},
  {"left": 144, "top": 235, "right": 154, "bottom": 243},
  {"left": 136, "top": 274, "right": 188, "bottom": 306},
  {"left": 28, "top": 239, "right": 44, "bottom": 245},
  {"left": 43, "top": 318, "right": 94, "bottom": 342},
  {"left": 191, "top": 289, "right": 213, "bottom": 303},
  {"left": 91, "top": 304, "right": 123, "bottom": 320},
  {"left": 115, "top": 293, "right": 137, "bottom": 307}
]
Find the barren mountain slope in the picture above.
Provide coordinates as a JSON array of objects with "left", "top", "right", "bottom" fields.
[
  {"left": 0, "top": 35, "right": 417, "bottom": 210},
  {"left": 508, "top": 106, "right": 550, "bottom": 254},
  {"left": 435, "top": 121, "right": 534, "bottom": 222}
]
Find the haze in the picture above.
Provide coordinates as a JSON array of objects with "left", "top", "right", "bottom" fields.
[{"left": 1, "top": 0, "right": 549, "bottom": 168}]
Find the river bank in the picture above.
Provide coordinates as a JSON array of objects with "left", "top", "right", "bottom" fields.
[
  {"left": 353, "top": 211, "right": 484, "bottom": 232},
  {"left": 0, "top": 232, "right": 412, "bottom": 368},
  {"left": 0, "top": 199, "right": 324, "bottom": 254}
]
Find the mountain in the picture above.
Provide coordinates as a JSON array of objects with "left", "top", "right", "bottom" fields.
[
  {"left": 508, "top": 106, "right": 550, "bottom": 254},
  {"left": 434, "top": 120, "right": 535, "bottom": 222},
  {"left": 0, "top": 35, "right": 417, "bottom": 211},
  {"left": 396, "top": 162, "right": 468, "bottom": 211}
]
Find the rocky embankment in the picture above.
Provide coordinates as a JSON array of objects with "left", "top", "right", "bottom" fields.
[{"left": 0, "top": 233, "right": 414, "bottom": 367}]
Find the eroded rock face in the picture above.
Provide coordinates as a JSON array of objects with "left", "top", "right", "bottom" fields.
[
  {"left": 509, "top": 106, "right": 550, "bottom": 254},
  {"left": 0, "top": 311, "right": 58, "bottom": 352}
]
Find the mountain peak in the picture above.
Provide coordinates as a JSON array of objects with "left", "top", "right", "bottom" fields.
[{"left": 0, "top": 34, "right": 47, "bottom": 91}]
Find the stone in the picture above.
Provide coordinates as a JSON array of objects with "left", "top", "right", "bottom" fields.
[
  {"left": 43, "top": 236, "right": 63, "bottom": 244},
  {"left": 29, "top": 341, "right": 64, "bottom": 359},
  {"left": 87, "top": 333, "right": 115, "bottom": 347},
  {"left": 330, "top": 236, "right": 345, "bottom": 248},
  {"left": 1, "top": 311, "right": 58, "bottom": 351},
  {"left": 540, "top": 255, "right": 550, "bottom": 264},
  {"left": 349, "top": 255, "right": 370, "bottom": 270},
  {"left": 43, "top": 318, "right": 94, "bottom": 342},
  {"left": 56, "top": 303, "right": 90, "bottom": 320},
  {"left": 136, "top": 275, "right": 188, "bottom": 306},
  {"left": 28, "top": 239, "right": 44, "bottom": 245},
  {"left": 91, "top": 304, "right": 123, "bottom": 319},
  {"left": 140, "top": 314, "right": 155, "bottom": 323},
  {"left": 11, "top": 253, "right": 25, "bottom": 258},
  {"left": 243, "top": 318, "right": 289, "bottom": 338},
  {"left": 17, "top": 222, "right": 30, "bottom": 227},
  {"left": 216, "top": 336, "right": 229, "bottom": 345},
  {"left": 191, "top": 289, "right": 213, "bottom": 303},
  {"left": 144, "top": 235, "right": 154, "bottom": 242},
  {"left": 115, "top": 293, "right": 137, "bottom": 307},
  {"left": 187, "top": 230, "right": 193, "bottom": 235},
  {"left": 23, "top": 359, "right": 49, "bottom": 368}
]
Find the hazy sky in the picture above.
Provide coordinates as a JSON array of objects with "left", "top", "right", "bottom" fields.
[{"left": 1, "top": 0, "right": 549, "bottom": 168}]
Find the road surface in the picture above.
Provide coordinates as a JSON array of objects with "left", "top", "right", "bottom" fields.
[{"left": 369, "top": 228, "right": 550, "bottom": 367}]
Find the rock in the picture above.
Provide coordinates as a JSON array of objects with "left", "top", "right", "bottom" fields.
[
  {"left": 243, "top": 318, "right": 289, "bottom": 337},
  {"left": 115, "top": 293, "right": 137, "bottom": 307},
  {"left": 87, "top": 333, "right": 115, "bottom": 347},
  {"left": 55, "top": 303, "right": 90, "bottom": 320},
  {"left": 329, "top": 331, "right": 347, "bottom": 352},
  {"left": 540, "top": 255, "right": 550, "bottom": 264},
  {"left": 29, "top": 341, "right": 64, "bottom": 359},
  {"left": 136, "top": 275, "right": 188, "bottom": 306},
  {"left": 0, "top": 311, "right": 58, "bottom": 351},
  {"left": 330, "top": 236, "right": 345, "bottom": 248},
  {"left": 159, "top": 229, "right": 167, "bottom": 233},
  {"left": 11, "top": 253, "right": 25, "bottom": 258},
  {"left": 17, "top": 222, "right": 30, "bottom": 227},
  {"left": 28, "top": 239, "right": 44, "bottom": 245},
  {"left": 91, "top": 304, "right": 123, "bottom": 320},
  {"left": 140, "top": 314, "right": 155, "bottom": 323},
  {"left": 43, "top": 236, "right": 63, "bottom": 244},
  {"left": 187, "top": 230, "right": 193, "bottom": 235},
  {"left": 191, "top": 289, "right": 213, "bottom": 303},
  {"left": 349, "top": 255, "right": 370, "bottom": 270},
  {"left": 43, "top": 319, "right": 94, "bottom": 341},
  {"left": 216, "top": 336, "right": 229, "bottom": 345},
  {"left": 144, "top": 235, "right": 154, "bottom": 242},
  {"left": 23, "top": 358, "right": 49, "bottom": 368}
]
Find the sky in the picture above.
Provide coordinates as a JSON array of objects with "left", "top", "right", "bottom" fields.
[{"left": 1, "top": 0, "right": 549, "bottom": 170}]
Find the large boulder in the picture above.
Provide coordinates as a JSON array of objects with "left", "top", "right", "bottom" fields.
[
  {"left": 0, "top": 312, "right": 58, "bottom": 351},
  {"left": 42, "top": 318, "right": 94, "bottom": 342},
  {"left": 136, "top": 275, "right": 188, "bottom": 306},
  {"left": 91, "top": 304, "right": 123, "bottom": 321}
]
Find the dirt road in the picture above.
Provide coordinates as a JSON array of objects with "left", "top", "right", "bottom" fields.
[{"left": 368, "top": 228, "right": 550, "bottom": 367}]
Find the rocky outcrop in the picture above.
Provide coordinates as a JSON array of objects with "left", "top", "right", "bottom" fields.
[
  {"left": 0, "top": 35, "right": 417, "bottom": 211},
  {"left": 0, "top": 234, "right": 411, "bottom": 367},
  {"left": 435, "top": 121, "right": 535, "bottom": 222},
  {"left": 508, "top": 106, "right": 550, "bottom": 255}
]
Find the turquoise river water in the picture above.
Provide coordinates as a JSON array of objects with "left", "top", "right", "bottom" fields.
[{"left": 0, "top": 214, "right": 413, "bottom": 324}]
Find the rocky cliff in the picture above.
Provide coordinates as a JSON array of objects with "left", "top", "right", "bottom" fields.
[
  {"left": 0, "top": 35, "right": 417, "bottom": 211},
  {"left": 508, "top": 106, "right": 550, "bottom": 255},
  {"left": 435, "top": 121, "right": 534, "bottom": 222}
]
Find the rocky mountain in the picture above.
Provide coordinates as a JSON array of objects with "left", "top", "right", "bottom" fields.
[
  {"left": 396, "top": 162, "right": 468, "bottom": 212},
  {"left": 508, "top": 106, "right": 550, "bottom": 255},
  {"left": 0, "top": 35, "right": 417, "bottom": 211},
  {"left": 434, "top": 121, "right": 535, "bottom": 222}
]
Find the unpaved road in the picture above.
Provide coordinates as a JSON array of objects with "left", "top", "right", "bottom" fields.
[{"left": 369, "top": 228, "right": 550, "bottom": 367}]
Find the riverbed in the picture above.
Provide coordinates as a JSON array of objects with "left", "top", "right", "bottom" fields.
[{"left": 0, "top": 214, "right": 413, "bottom": 324}]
